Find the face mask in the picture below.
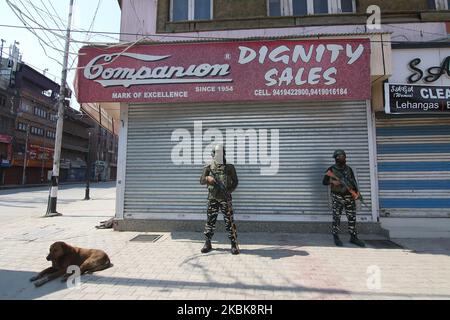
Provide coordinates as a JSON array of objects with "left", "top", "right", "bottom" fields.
[
  {"left": 336, "top": 156, "right": 346, "bottom": 166},
  {"left": 213, "top": 144, "right": 224, "bottom": 165}
]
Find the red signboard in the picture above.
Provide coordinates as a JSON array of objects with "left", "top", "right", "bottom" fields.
[
  {"left": 76, "top": 38, "right": 371, "bottom": 104},
  {"left": 28, "top": 144, "right": 54, "bottom": 161},
  {"left": 0, "top": 134, "right": 13, "bottom": 144}
]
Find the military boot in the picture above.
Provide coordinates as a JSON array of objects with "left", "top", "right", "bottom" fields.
[
  {"left": 350, "top": 235, "right": 365, "bottom": 247},
  {"left": 333, "top": 234, "right": 343, "bottom": 247},
  {"left": 201, "top": 239, "right": 212, "bottom": 253},
  {"left": 231, "top": 241, "right": 240, "bottom": 255}
]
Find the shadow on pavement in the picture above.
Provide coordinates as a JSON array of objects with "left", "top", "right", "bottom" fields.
[
  {"left": 59, "top": 215, "right": 114, "bottom": 219},
  {"left": 168, "top": 232, "right": 450, "bottom": 257},
  {"left": 0, "top": 269, "right": 66, "bottom": 300},
  {"left": 0, "top": 268, "right": 349, "bottom": 299},
  {"left": 169, "top": 231, "right": 394, "bottom": 250},
  {"left": 392, "top": 238, "right": 450, "bottom": 257},
  {"left": 3, "top": 268, "right": 450, "bottom": 300},
  {"left": 82, "top": 273, "right": 350, "bottom": 296},
  {"left": 207, "top": 247, "right": 310, "bottom": 259},
  {"left": 0, "top": 198, "right": 78, "bottom": 206},
  {"left": 0, "top": 203, "right": 36, "bottom": 208}
]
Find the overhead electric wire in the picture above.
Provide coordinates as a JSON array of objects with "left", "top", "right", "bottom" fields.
[
  {"left": 2, "top": 1, "right": 448, "bottom": 79},
  {"left": 68, "top": 0, "right": 102, "bottom": 71},
  {"left": 38, "top": 0, "right": 119, "bottom": 42},
  {"left": 6, "top": 0, "right": 80, "bottom": 56},
  {"left": 6, "top": 0, "right": 81, "bottom": 114},
  {"left": 20, "top": 0, "right": 67, "bottom": 53},
  {"left": 0, "top": 22, "right": 448, "bottom": 44},
  {"left": 45, "top": 0, "right": 68, "bottom": 27}
]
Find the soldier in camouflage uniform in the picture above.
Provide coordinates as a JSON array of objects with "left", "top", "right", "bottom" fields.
[
  {"left": 322, "top": 149, "right": 365, "bottom": 247},
  {"left": 200, "top": 144, "right": 239, "bottom": 255}
]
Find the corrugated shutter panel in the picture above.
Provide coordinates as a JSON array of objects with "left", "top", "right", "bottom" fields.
[
  {"left": 376, "top": 117, "right": 450, "bottom": 217},
  {"left": 125, "top": 101, "right": 372, "bottom": 221}
]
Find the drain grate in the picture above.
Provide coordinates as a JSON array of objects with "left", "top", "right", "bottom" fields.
[
  {"left": 365, "top": 240, "right": 403, "bottom": 249},
  {"left": 130, "top": 234, "right": 163, "bottom": 242}
]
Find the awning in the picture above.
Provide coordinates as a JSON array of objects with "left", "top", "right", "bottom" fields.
[{"left": 0, "top": 134, "right": 13, "bottom": 144}]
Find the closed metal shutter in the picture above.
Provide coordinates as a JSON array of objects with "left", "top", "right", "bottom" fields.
[
  {"left": 124, "top": 101, "right": 372, "bottom": 221},
  {"left": 376, "top": 117, "right": 450, "bottom": 217}
]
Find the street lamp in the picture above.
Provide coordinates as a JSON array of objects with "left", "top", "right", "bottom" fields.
[
  {"left": 21, "top": 123, "right": 29, "bottom": 185},
  {"left": 84, "top": 130, "right": 91, "bottom": 200},
  {"left": 40, "top": 123, "right": 48, "bottom": 184}
]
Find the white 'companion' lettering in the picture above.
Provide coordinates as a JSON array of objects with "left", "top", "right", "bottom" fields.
[{"left": 84, "top": 53, "right": 231, "bottom": 88}]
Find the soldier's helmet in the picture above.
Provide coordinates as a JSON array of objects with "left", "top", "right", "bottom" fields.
[{"left": 333, "top": 149, "right": 346, "bottom": 159}]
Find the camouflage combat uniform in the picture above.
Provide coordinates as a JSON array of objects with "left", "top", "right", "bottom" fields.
[
  {"left": 322, "top": 164, "right": 359, "bottom": 236},
  {"left": 200, "top": 160, "right": 239, "bottom": 244}
]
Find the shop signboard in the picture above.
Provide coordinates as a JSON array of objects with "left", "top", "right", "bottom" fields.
[
  {"left": 391, "top": 47, "right": 450, "bottom": 86},
  {"left": 76, "top": 38, "right": 371, "bottom": 104},
  {"left": 384, "top": 83, "right": 450, "bottom": 114}
]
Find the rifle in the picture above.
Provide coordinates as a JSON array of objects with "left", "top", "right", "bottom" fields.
[
  {"left": 326, "top": 169, "right": 369, "bottom": 208},
  {"left": 208, "top": 169, "right": 239, "bottom": 251}
]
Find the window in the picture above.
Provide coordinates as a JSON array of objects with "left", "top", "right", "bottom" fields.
[
  {"left": 34, "top": 106, "right": 47, "bottom": 119},
  {"left": 268, "top": 0, "right": 282, "bottom": 16},
  {"left": 15, "top": 143, "right": 25, "bottom": 153},
  {"left": 171, "top": 0, "right": 212, "bottom": 21},
  {"left": 46, "top": 131, "right": 56, "bottom": 139},
  {"left": 0, "top": 117, "right": 8, "bottom": 132},
  {"left": 49, "top": 113, "right": 57, "bottom": 122},
  {"left": 0, "top": 94, "right": 6, "bottom": 107},
  {"left": 293, "top": 0, "right": 308, "bottom": 15},
  {"left": 340, "top": 0, "right": 354, "bottom": 12},
  {"left": 20, "top": 101, "right": 31, "bottom": 113},
  {"left": 17, "top": 122, "right": 27, "bottom": 132},
  {"left": 428, "top": 0, "right": 450, "bottom": 9},
  {"left": 268, "top": 0, "right": 355, "bottom": 16},
  {"left": 313, "top": 0, "right": 328, "bottom": 13},
  {"left": 30, "top": 126, "right": 44, "bottom": 136}
]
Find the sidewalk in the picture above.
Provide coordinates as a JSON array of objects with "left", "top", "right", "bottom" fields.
[
  {"left": 0, "top": 183, "right": 449, "bottom": 300},
  {"left": 0, "top": 180, "right": 113, "bottom": 190}
]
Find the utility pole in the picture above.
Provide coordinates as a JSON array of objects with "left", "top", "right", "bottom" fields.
[
  {"left": 84, "top": 130, "right": 91, "bottom": 200},
  {"left": 0, "top": 39, "right": 5, "bottom": 67},
  {"left": 45, "top": 0, "right": 74, "bottom": 217}
]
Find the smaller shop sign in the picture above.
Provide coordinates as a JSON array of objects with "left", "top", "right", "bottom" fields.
[
  {"left": 60, "top": 159, "right": 71, "bottom": 169},
  {"left": 0, "top": 135, "right": 14, "bottom": 167},
  {"left": 384, "top": 83, "right": 450, "bottom": 114},
  {"left": 0, "top": 134, "right": 13, "bottom": 144},
  {"left": 0, "top": 159, "right": 10, "bottom": 168}
]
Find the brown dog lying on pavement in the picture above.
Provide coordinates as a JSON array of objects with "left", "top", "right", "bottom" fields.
[{"left": 30, "top": 241, "right": 113, "bottom": 287}]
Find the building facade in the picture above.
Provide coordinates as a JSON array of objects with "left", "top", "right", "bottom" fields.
[
  {"left": 0, "top": 79, "right": 15, "bottom": 185},
  {"left": 0, "top": 43, "right": 118, "bottom": 186},
  {"left": 59, "top": 109, "right": 118, "bottom": 184},
  {"left": 0, "top": 50, "right": 20, "bottom": 185},
  {"left": 376, "top": 43, "right": 450, "bottom": 237},
  {"left": 76, "top": 0, "right": 449, "bottom": 233}
]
